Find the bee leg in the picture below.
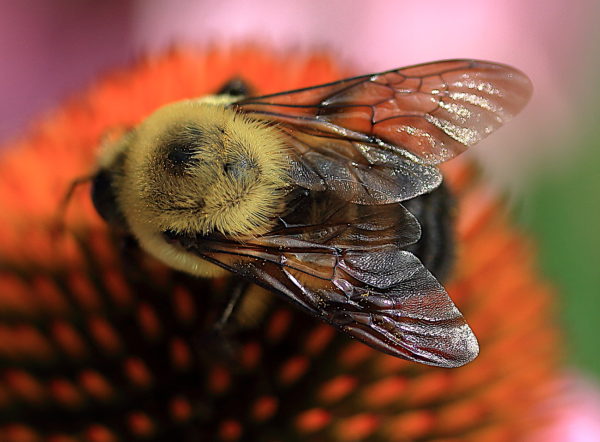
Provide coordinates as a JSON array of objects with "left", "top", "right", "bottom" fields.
[
  {"left": 116, "top": 234, "right": 145, "bottom": 274},
  {"left": 213, "top": 279, "right": 250, "bottom": 333},
  {"left": 204, "top": 280, "right": 250, "bottom": 362}
]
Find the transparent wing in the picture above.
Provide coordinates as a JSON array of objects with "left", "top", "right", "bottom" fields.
[
  {"left": 236, "top": 59, "right": 532, "bottom": 165},
  {"left": 174, "top": 197, "right": 478, "bottom": 367},
  {"left": 280, "top": 130, "right": 443, "bottom": 205}
]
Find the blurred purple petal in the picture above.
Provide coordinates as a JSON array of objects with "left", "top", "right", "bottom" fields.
[{"left": 528, "top": 374, "right": 600, "bottom": 442}]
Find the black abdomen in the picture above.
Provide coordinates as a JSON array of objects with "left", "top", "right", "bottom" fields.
[{"left": 402, "top": 182, "right": 455, "bottom": 283}]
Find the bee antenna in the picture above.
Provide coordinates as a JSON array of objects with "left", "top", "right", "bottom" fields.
[{"left": 52, "top": 174, "right": 95, "bottom": 238}]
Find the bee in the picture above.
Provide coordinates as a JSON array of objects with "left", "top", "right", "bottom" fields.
[{"left": 90, "top": 60, "right": 532, "bottom": 368}]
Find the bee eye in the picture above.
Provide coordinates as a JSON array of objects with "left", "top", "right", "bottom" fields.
[{"left": 91, "top": 169, "right": 125, "bottom": 225}]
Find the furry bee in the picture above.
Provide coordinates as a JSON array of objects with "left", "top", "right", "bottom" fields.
[{"left": 90, "top": 60, "right": 532, "bottom": 368}]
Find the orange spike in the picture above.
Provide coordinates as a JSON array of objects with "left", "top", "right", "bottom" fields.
[
  {"left": 128, "top": 412, "right": 155, "bottom": 438},
  {"left": 16, "top": 325, "right": 54, "bottom": 361},
  {"left": 436, "top": 400, "right": 487, "bottom": 434},
  {"left": 172, "top": 286, "right": 196, "bottom": 324},
  {"left": 240, "top": 341, "right": 261, "bottom": 370},
  {"left": 295, "top": 408, "right": 332, "bottom": 433},
  {"left": 49, "top": 378, "right": 83, "bottom": 408},
  {"left": 318, "top": 375, "right": 358, "bottom": 404},
  {"left": 5, "top": 370, "right": 46, "bottom": 403},
  {"left": 278, "top": 356, "right": 309, "bottom": 385},
  {"left": 2, "top": 424, "right": 40, "bottom": 442},
  {"left": 218, "top": 419, "right": 242, "bottom": 441},
  {"left": 47, "top": 434, "right": 79, "bottom": 442},
  {"left": 79, "top": 370, "right": 113, "bottom": 401},
  {"left": 170, "top": 338, "right": 192, "bottom": 371},
  {"left": 0, "top": 273, "right": 37, "bottom": 316},
  {"left": 252, "top": 396, "right": 278, "bottom": 422},
  {"left": 385, "top": 410, "right": 435, "bottom": 440},
  {"left": 85, "top": 425, "right": 117, "bottom": 442},
  {"left": 338, "top": 342, "right": 372, "bottom": 368},
  {"left": 170, "top": 396, "right": 192, "bottom": 422},
  {"left": 304, "top": 324, "right": 335, "bottom": 356},
  {"left": 266, "top": 309, "right": 292, "bottom": 343},
  {"left": 32, "top": 276, "right": 69, "bottom": 314},
  {"left": 361, "top": 376, "right": 407, "bottom": 408},
  {"left": 88, "top": 316, "right": 121, "bottom": 355},
  {"left": 123, "top": 357, "right": 153, "bottom": 389},
  {"left": 68, "top": 273, "right": 101, "bottom": 311},
  {"left": 334, "top": 413, "right": 380, "bottom": 441},
  {"left": 137, "top": 303, "right": 162, "bottom": 340},
  {"left": 405, "top": 372, "right": 452, "bottom": 407},
  {"left": 208, "top": 365, "right": 231, "bottom": 394},
  {"left": 101, "top": 268, "right": 132, "bottom": 308},
  {"left": 52, "top": 321, "right": 87, "bottom": 359}
]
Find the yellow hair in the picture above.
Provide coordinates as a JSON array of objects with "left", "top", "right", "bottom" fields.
[{"left": 99, "top": 99, "right": 289, "bottom": 276}]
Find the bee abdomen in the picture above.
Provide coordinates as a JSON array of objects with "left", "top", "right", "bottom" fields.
[{"left": 402, "top": 182, "right": 455, "bottom": 283}]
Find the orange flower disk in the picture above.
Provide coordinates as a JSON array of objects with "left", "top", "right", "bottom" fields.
[{"left": 0, "top": 48, "right": 560, "bottom": 441}]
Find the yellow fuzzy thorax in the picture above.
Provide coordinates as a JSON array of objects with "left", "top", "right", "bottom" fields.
[{"left": 118, "top": 99, "right": 289, "bottom": 240}]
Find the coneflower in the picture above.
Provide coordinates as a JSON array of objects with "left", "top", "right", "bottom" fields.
[{"left": 0, "top": 48, "right": 560, "bottom": 441}]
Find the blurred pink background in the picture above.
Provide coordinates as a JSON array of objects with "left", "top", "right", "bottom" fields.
[{"left": 2, "top": 1, "right": 600, "bottom": 439}]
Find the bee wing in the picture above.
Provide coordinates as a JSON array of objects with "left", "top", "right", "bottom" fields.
[
  {"left": 236, "top": 59, "right": 532, "bottom": 167},
  {"left": 279, "top": 132, "right": 443, "bottom": 204},
  {"left": 186, "top": 201, "right": 478, "bottom": 367}
]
